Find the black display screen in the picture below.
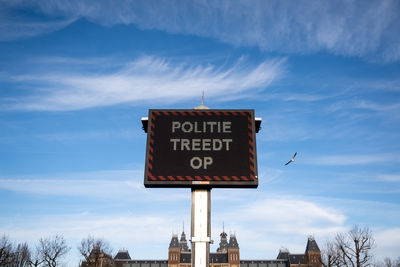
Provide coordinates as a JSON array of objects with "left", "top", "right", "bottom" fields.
[{"left": 144, "top": 109, "right": 258, "bottom": 188}]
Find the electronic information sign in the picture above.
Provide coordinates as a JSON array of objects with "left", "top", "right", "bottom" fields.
[{"left": 144, "top": 109, "right": 258, "bottom": 188}]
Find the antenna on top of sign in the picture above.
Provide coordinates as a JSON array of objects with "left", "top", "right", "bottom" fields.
[{"left": 195, "top": 90, "right": 209, "bottom": 110}]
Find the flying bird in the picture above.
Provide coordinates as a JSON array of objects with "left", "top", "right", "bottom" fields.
[{"left": 285, "top": 152, "right": 297, "bottom": 166}]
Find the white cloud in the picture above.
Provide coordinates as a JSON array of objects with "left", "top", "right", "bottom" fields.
[
  {"left": 216, "top": 197, "right": 346, "bottom": 234},
  {"left": 0, "top": 170, "right": 190, "bottom": 202},
  {"left": 35, "top": 129, "right": 141, "bottom": 142},
  {"left": 0, "top": 212, "right": 186, "bottom": 265},
  {"left": 355, "top": 100, "right": 400, "bottom": 112},
  {"left": 3, "top": 0, "right": 400, "bottom": 62},
  {"left": 1, "top": 213, "right": 171, "bottom": 243},
  {"left": 2, "top": 175, "right": 399, "bottom": 261},
  {"left": 304, "top": 153, "right": 400, "bottom": 166},
  {"left": 375, "top": 228, "right": 400, "bottom": 260},
  {"left": 0, "top": 178, "right": 141, "bottom": 198},
  {"left": 0, "top": 15, "right": 76, "bottom": 41},
  {"left": 377, "top": 174, "right": 400, "bottom": 182},
  {"left": 210, "top": 194, "right": 348, "bottom": 258},
  {"left": 2, "top": 209, "right": 399, "bottom": 264},
  {"left": 330, "top": 98, "right": 400, "bottom": 115},
  {"left": 3, "top": 56, "right": 285, "bottom": 111},
  {"left": 0, "top": 193, "right": 347, "bottom": 261}
]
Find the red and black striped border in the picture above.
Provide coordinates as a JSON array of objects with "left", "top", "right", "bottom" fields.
[{"left": 145, "top": 109, "right": 257, "bottom": 187}]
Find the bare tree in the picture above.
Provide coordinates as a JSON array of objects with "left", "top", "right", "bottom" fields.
[
  {"left": 322, "top": 240, "right": 341, "bottom": 267},
  {"left": 0, "top": 235, "right": 14, "bottom": 266},
  {"left": 78, "top": 235, "right": 113, "bottom": 267},
  {"left": 335, "top": 225, "right": 375, "bottom": 267},
  {"left": 28, "top": 244, "right": 44, "bottom": 267},
  {"left": 375, "top": 257, "right": 400, "bottom": 267},
  {"left": 38, "top": 235, "right": 70, "bottom": 267},
  {"left": 13, "top": 242, "right": 31, "bottom": 267},
  {"left": 383, "top": 258, "right": 395, "bottom": 267}
]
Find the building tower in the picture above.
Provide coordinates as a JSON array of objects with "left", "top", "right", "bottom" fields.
[
  {"left": 216, "top": 229, "right": 228, "bottom": 253},
  {"left": 168, "top": 235, "right": 181, "bottom": 267},
  {"left": 227, "top": 234, "right": 240, "bottom": 267},
  {"left": 180, "top": 228, "right": 190, "bottom": 252},
  {"left": 305, "top": 236, "right": 322, "bottom": 267}
]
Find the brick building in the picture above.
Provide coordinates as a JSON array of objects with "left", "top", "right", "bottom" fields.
[{"left": 113, "top": 229, "right": 321, "bottom": 267}]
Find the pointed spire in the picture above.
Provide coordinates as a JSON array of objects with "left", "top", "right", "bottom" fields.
[
  {"left": 179, "top": 221, "right": 189, "bottom": 252},
  {"left": 217, "top": 224, "right": 228, "bottom": 253}
]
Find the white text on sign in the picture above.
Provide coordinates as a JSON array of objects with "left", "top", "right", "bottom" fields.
[
  {"left": 172, "top": 121, "right": 232, "bottom": 133},
  {"left": 170, "top": 121, "right": 233, "bottom": 169}
]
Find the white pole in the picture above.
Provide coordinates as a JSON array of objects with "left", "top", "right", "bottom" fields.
[
  {"left": 191, "top": 189, "right": 211, "bottom": 267},
  {"left": 191, "top": 98, "right": 211, "bottom": 267}
]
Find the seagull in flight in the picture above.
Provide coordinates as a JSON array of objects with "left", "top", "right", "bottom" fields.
[{"left": 285, "top": 152, "right": 297, "bottom": 166}]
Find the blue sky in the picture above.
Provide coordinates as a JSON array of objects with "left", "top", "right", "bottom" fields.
[{"left": 1, "top": 0, "right": 400, "bottom": 265}]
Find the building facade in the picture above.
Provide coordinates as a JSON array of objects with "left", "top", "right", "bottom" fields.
[{"left": 113, "top": 230, "right": 321, "bottom": 267}]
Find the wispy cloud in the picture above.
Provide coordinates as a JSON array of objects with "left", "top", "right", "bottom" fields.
[
  {"left": 234, "top": 198, "right": 346, "bottom": 228},
  {"left": 375, "top": 228, "right": 400, "bottom": 260},
  {"left": 0, "top": 170, "right": 190, "bottom": 202},
  {"left": 261, "top": 92, "right": 330, "bottom": 102},
  {"left": 304, "top": 153, "right": 399, "bottom": 166},
  {"left": 0, "top": 178, "right": 141, "bottom": 198},
  {"left": 0, "top": 212, "right": 186, "bottom": 262},
  {"left": 355, "top": 100, "right": 400, "bottom": 112},
  {"left": 2, "top": 172, "right": 399, "bottom": 260},
  {"left": 3, "top": 0, "right": 400, "bottom": 62},
  {"left": 329, "top": 98, "right": 400, "bottom": 115},
  {"left": 211, "top": 195, "right": 347, "bottom": 257},
  {"left": 377, "top": 174, "right": 400, "bottom": 182},
  {"left": 0, "top": 193, "right": 347, "bottom": 260},
  {"left": 2, "top": 56, "right": 285, "bottom": 111},
  {"left": 2, "top": 210, "right": 398, "bottom": 262},
  {"left": 0, "top": 14, "right": 76, "bottom": 41},
  {"left": 35, "top": 129, "right": 140, "bottom": 142}
]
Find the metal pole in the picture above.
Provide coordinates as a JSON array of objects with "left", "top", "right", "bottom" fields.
[
  {"left": 191, "top": 98, "right": 212, "bottom": 267},
  {"left": 191, "top": 188, "right": 211, "bottom": 267}
]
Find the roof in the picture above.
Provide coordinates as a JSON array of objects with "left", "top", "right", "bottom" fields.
[
  {"left": 114, "top": 250, "right": 131, "bottom": 260},
  {"left": 288, "top": 254, "right": 307, "bottom": 264},
  {"left": 241, "top": 260, "right": 288, "bottom": 265},
  {"left": 210, "top": 252, "right": 228, "bottom": 263},
  {"left": 180, "top": 252, "right": 191, "bottom": 263},
  {"left": 228, "top": 234, "right": 239, "bottom": 249},
  {"left": 305, "top": 237, "right": 320, "bottom": 253},
  {"left": 125, "top": 260, "right": 168, "bottom": 264},
  {"left": 169, "top": 234, "right": 180, "bottom": 248},
  {"left": 179, "top": 252, "right": 229, "bottom": 263},
  {"left": 277, "top": 249, "right": 289, "bottom": 260}
]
